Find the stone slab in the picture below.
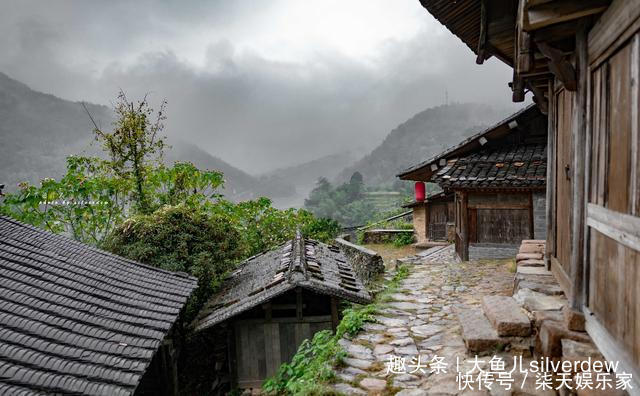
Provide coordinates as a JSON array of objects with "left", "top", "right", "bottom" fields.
[
  {"left": 482, "top": 295, "right": 531, "bottom": 337},
  {"left": 519, "top": 243, "right": 545, "bottom": 254},
  {"left": 563, "top": 305, "right": 586, "bottom": 332},
  {"left": 518, "top": 259, "right": 546, "bottom": 267},
  {"left": 517, "top": 266, "right": 552, "bottom": 276},
  {"left": 457, "top": 309, "right": 500, "bottom": 353},
  {"left": 537, "top": 320, "right": 591, "bottom": 357},
  {"left": 516, "top": 252, "right": 544, "bottom": 261},
  {"left": 359, "top": 377, "right": 387, "bottom": 392}
]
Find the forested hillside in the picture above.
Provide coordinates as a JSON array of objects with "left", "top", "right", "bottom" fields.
[
  {"left": 335, "top": 103, "right": 514, "bottom": 187},
  {"left": 0, "top": 72, "right": 292, "bottom": 201}
]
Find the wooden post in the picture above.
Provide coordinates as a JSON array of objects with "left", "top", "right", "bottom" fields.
[
  {"left": 424, "top": 202, "right": 430, "bottom": 242},
  {"left": 546, "top": 80, "right": 556, "bottom": 270},
  {"left": 528, "top": 192, "right": 535, "bottom": 239},
  {"left": 330, "top": 297, "right": 340, "bottom": 331},
  {"left": 476, "top": 0, "right": 489, "bottom": 64},
  {"left": 460, "top": 191, "right": 469, "bottom": 261},
  {"left": 296, "top": 288, "right": 303, "bottom": 321},
  {"left": 569, "top": 22, "right": 588, "bottom": 310}
]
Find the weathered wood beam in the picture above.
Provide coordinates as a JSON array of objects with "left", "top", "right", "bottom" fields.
[
  {"left": 476, "top": 0, "right": 489, "bottom": 64},
  {"left": 545, "top": 80, "right": 555, "bottom": 270},
  {"left": 524, "top": 0, "right": 610, "bottom": 31},
  {"left": 527, "top": 82, "right": 549, "bottom": 114},
  {"left": 511, "top": 72, "right": 526, "bottom": 102},
  {"left": 536, "top": 41, "right": 577, "bottom": 91},
  {"left": 569, "top": 22, "right": 587, "bottom": 310}
]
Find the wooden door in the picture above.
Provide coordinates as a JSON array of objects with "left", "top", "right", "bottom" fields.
[
  {"left": 428, "top": 203, "right": 448, "bottom": 240},
  {"left": 468, "top": 208, "right": 477, "bottom": 244},
  {"left": 552, "top": 87, "right": 574, "bottom": 291},
  {"left": 234, "top": 319, "right": 332, "bottom": 389},
  {"left": 585, "top": 27, "right": 640, "bottom": 381}
]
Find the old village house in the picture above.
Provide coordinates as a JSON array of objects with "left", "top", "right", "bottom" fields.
[
  {"left": 192, "top": 233, "right": 372, "bottom": 392},
  {"left": 418, "top": 0, "right": 640, "bottom": 389},
  {"left": 400, "top": 105, "right": 548, "bottom": 260}
]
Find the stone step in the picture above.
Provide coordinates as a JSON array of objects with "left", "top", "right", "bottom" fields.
[
  {"left": 457, "top": 309, "right": 500, "bottom": 353},
  {"left": 522, "top": 239, "right": 546, "bottom": 244},
  {"left": 516, "top": 252, "right": 543, "bottom": 261},
  {"left": 516, "top": 266, "right": 552, "bottom": 276},
  {"left": 517, "top": 258, "right": 545, "bottom": 267},
  {"left": 482, "top": 295, "right": 532, "bottom": 336},
  {"left": 519, "top": 243, "right": 545, "bottom": 254}
]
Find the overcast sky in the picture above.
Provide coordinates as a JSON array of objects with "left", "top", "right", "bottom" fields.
[{"left": 0, "top": 0, "right": 518, "bottom": 174}]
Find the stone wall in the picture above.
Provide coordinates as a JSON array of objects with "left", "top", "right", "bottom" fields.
[
  {"left": 412, "top": 205, "right": 427, "bottom": 244},
  {"left": 334, "top": 238, "right": 385, "bottom": 285},
  {"left": 532, "top": 192, "right": 546, "bottom": 240}
]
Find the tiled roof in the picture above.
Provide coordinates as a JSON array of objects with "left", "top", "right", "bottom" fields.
[
  {"left": 0, "top": 216, "right": 198, "bottom": 395},
  {"left": 430, "top": 143, "right": 547, "bottom": 189},
  {"left": 398, "top": 105, "right": 537, "bottom": 180},
  {"left": 193, "top": 232, "right": 372, "bottom": 332}
]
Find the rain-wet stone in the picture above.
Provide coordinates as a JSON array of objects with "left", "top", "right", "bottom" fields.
[
  {"left": 457, "top": 309, "right": 499, "bottom": 353},
  {"left": 481, "top": 296, "right": 531, "bottom": 337},
  {"left": 360, "top": 377, "right": 387, "bottom": 392},
  {"left": 333, "top": 383, "right": 367, "bottom": 395},
  {"left": 411, "top": 324, "right": 443, "bottom": 338},
  {"left": 343, "top": 357, "right": 374, "bottom": 370}
]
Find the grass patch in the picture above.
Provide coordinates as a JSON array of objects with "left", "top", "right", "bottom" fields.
[{"left": 263, "top": 265, "right": 411, "bottom": 395}]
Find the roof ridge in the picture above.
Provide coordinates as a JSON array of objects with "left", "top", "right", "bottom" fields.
[{"left": 0, "top": 216, "right": 197, "bottom": 284}]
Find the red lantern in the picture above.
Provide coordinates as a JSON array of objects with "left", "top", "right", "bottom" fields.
[{"left": 415, "top": 182, "right": 425, "bottom": 202}]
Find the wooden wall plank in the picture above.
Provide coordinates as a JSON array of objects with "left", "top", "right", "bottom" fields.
[
  {"left": 546, "top": 80, "right": 556, "bottom": 270},
  {"left": 607, "top": 42, "right": 633, "bottom": 213}
]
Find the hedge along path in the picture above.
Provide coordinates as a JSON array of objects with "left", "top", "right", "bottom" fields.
[{"left": 331, "top": 245, "right": 518, "bottom": 395}]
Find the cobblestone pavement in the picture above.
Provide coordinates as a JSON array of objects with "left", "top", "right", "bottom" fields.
[{"left": 331, "top": 245, "right": 551, "bottom": 395}]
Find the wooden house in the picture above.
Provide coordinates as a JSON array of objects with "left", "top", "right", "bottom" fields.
[
  {"left": 399, "top": 105, "right": 548, "bottom": 260},
  {"left": 193, "top": 232, "right": 371, "bottom": 391},
  {"left": 0, "top": 215, "right": 198, "bottom": 396},
  {"left": 418, "top": 0, "right": 640, "bottom": 387},
  {"left": 402, "top": 191, "right": 454, "bottom": 246}
]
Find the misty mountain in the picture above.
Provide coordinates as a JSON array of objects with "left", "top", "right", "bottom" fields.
[
  {"left": 260, "top": 151, "right": 357, "bottom": 208},
  {"left": 0, "top": 71, "right": 292, "bottom": 201},
  {"left": 335, "top": 103, "right": 516, "bottom": 187}
]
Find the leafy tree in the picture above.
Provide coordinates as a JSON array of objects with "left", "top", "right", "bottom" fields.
[
  {"left": 102, "top": 204, "right": 243, "bottom": 319},
  {"left": 0, "top": 156, "right": 131, "bottom": 245},
  {"left": 0, "top": 159, "right": 223, "bottom": 246},
  {"left": 90, "top": 91, "right": 167, "bottom": 214}
]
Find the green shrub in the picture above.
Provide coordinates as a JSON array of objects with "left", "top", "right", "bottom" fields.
[
  {"left": 263, "top": 266, "right": 411, "bottom": 395},
  {"left": 393, "top": 232, "right": 415, "bottom": 247},
  {"left": 103, "top": 204, "right": 243, "bottom": 321}
]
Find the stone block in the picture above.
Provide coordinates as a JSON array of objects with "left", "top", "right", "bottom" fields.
[
  {"left": 457, "top": 309, "right": 500, "bottom": 353},
  {"left": 516, "top": 266, "right": 552, "bottom": 276},
  {"left": 563, "top": 306, "right": 586, "bottom": 332},
  {"left": 482, "top": 295, "right": 531, "bottom": 336},
  {"left": 516, "top": 252, "right": 544, "bottom": 261},
  {"left": 517, "top": 281, "right": 564, "bottom": 296},
  {"left": 533, "top": 310, "right": 563, "bottom": 327},
  {"left": 519, "top": 243, "right": 545, "bottom": 254},
  {"left": 359, "top": 377, "right": 387, "bottom": 392},
  {"left": 561, "top": 339, "right": 603, "bottom": 370},
  {"left": 537, "top": 320, "right": 591, "bottom": 357},
  {"left": 518, "top": 259, "right": 546, "bottom": 267}
]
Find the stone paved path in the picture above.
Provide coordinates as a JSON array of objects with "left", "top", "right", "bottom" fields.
[{"left": 332, "top": 245, "right": 544, "bottom": 395}]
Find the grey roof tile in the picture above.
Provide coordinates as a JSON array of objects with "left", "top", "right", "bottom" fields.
[
  {"left": 193, "top": 232, "right": 372, "bottom": 332},
  {"left": 0, "top": 216, "right": 198, "bottom": 395}
]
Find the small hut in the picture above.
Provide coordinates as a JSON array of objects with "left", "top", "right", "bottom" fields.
[
  {"left": 398, "top": 105, "right": 547, "bottom": 260},
  {"left": 193, "top": 233, "right": 371, "bottom": 391},
  {"left": 402, "top": 191, "right": 454, "bottom": 246}
]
